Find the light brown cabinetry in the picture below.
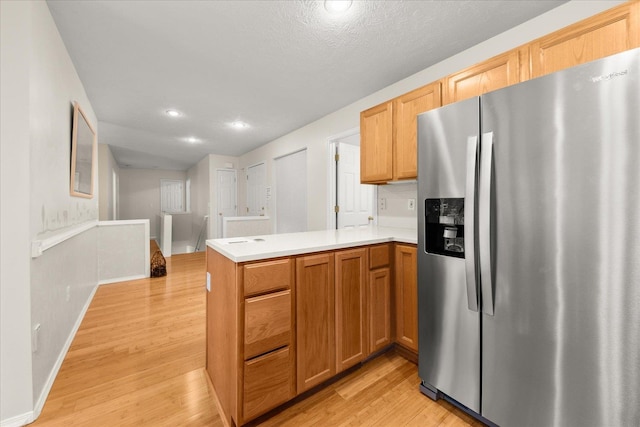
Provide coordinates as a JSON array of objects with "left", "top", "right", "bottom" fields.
[
  {"left": 360, "top": 2, "right": 638, "bottom": 182},
  {"left": 335, "top": 248, "right": 368, "bottom": 373},
  {"left": 368, "top": 244, "right": 391, "bottom": 354},
  {"left": 443, "top": 49, "right": 523, "bottom": 105},
  {"left": 529, "top": 1, "right": 639, "bottom": 78},
  {"left": 360, "top": 83, "right": 442, "bottom": 183},
  {"left": 360, "top": 101, "right": 393, "bottom": 183},
  {"left": 296, "top": 253, "right": 335, "bottom": 393},
  {"left": 393, "top": 83, "right": 442, "bottom": 180},
  {"left": 394, "top": 244, "right": 418, "bottom": 353},
  {"left": 206, "top": 249, "right": 295, "bottom": 426}
]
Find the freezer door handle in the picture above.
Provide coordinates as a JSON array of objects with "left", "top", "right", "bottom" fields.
[
  {"left": 464, "top": 136, "right": 479, "bottom": 312},
  {"left": 479, "top": 132, "right": 495, "bottom": 315}
]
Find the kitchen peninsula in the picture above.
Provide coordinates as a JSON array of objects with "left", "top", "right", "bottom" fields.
[{"left": 205, "top": 227, "right": 418, "bottom": 426}]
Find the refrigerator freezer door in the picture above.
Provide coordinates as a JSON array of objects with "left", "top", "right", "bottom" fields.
[
  {"left": 481, "top": 48, "right": 640, "bottom": 427},
  {"left": 417, "top": 97, "right": 481, "bottom": 412}
]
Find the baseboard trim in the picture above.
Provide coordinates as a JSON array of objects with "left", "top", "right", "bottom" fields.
[
  {"left": 98, "top": 274, "right": 147, "bottom": 285},
  {"left": 0, "top": 411, "right": 34, "bottom": 427},
  {"left": 32, "top": 283, "right": 99, "bottom": 421}
]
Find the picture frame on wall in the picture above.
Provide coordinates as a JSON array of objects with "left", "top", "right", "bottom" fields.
[{"left": 69, "top": 101, "right": 96, "bottom": 198}]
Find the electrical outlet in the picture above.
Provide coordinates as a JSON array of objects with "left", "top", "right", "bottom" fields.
[
  {"left": 379, "top": 198, "right": 387, "bottom": 211},
  {"left": 408, "top": 199, "right": 416, "bottom": 211},
  {"left": 206, "top": 272, "right": 211, "bottom": 292},
  {"left": 66, "top": 285, "right": 71, "bottom": 302}
]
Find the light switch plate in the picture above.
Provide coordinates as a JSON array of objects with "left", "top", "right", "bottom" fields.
[{"left": 408, "top": 199, "right": 416, "bottom": 210}]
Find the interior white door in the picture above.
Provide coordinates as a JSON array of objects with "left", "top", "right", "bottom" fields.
[
  {"left": 337, "top": 143, "right": 375, "bottom": 228},
  {"left": 275, "top": 149, "right": 307, "bottom": 233},
  {"left": 160, "top": 179, "right": 184, "bottom": 212},
  {"left": 216, "top": 169, "right": 237, "bottom": 237},
  {"left": 246, "top": 162, "right": 266, "bottom": 216}
]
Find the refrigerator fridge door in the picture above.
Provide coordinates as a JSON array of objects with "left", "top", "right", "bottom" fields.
[
  {"left": 480, "top": 48, "right": 640, "bottom": 426},
  {"left": 418, "top": 97, "right": 481, "bottom": 412}
]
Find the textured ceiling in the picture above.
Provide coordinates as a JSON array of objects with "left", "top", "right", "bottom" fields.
[{"left": 47, "top": 0, "right": 566, "bottom": 170}]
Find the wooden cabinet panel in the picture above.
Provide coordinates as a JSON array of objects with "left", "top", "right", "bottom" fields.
[
  {"left": 360, "top": 101, "right": 393, "bottom": 183},
  {"left": 369, "top": 267, "right": 391, "bottom": 354},
  {"left": 395, "top": 245, "right": 418, "bottom": 353},
  {"left": 243, "top": 347, "right": 294, "bottom": 421},
  {"left": 393, "top": 82, "right": 442, "bottom": 180},
  {"left": 530, "top": 2, "right": 639, "bottom": 78},
  {"left": 243, "top": 258, "right": 292, "bottom": 297},
  {"left": 244, "top": 290, "right": 291, "bottom": 360},
  {"left": 444, "top": 49, "right": 521, "bottom": 105},
  {"left": 335, "top": 248, "right": 368, "bottom": 373},
  {"left": 369, "top": 244, "right": 390, "bottom": 270},
  {"left": 296, "top": 253, "right": 335, "bottom": 393}
]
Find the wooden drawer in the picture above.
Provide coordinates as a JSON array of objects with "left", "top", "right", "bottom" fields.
[
  {"left": 243, "top": 258, "right": 292, "bottom": 296},
  {"left": 369, "top": 244, "right": 390, "bottom": 269},
  {"left": 244, "top": 290, "right": 291, "bottom": 359},
  {"left": 243, "top": 346, "right": 294, "bottom": 421}
]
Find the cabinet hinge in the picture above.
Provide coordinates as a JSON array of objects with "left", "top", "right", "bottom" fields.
[
  {"left": 334, "top": 205, "right": 340, "bottom": 213},
  {"left": 335, "top": 154, "right": 340, "bottom": 162}
]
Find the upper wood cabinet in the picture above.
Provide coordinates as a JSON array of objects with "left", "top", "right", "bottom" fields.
[
  {"left": 443, "top": 48, "right": 523, "bottom": 105},
  {"left": 529, "top": 1, "right": 639, "bottom": 78},
  {"left": 360, "top": 101, "right": 393, "bottom": 183},
  {"left": 361, "top": 83, "right": 442, "bottom": 183},
  {"left": 393, "top": 82, "right": 442, "bottom": 180}
]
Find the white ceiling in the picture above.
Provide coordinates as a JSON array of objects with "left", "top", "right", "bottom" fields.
[{"left": 47, "top": 0, "right": 566, "bottom": 171}]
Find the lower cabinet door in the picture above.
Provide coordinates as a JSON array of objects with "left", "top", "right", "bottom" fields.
[
  {"left": 395, "top": 245, "right": 418, "bottom": 352},
  {"left": 243, "top": 347, "right": 294, "bottom": 421},
  {"left": 369, "top": 267, "right": 391, "bottom": 354}
]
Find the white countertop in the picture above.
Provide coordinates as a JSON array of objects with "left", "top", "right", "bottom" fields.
[{"left": 206, "top": 226, "right": 417, "bottom": 262}]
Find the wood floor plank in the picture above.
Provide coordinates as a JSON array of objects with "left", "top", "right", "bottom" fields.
[{"left": 30, "top": 251, "right": 484, "bottom": 427}]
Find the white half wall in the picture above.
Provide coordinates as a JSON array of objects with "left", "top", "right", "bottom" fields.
[{"left": 98, "top": 220, "right": 150, "bottom": 284}]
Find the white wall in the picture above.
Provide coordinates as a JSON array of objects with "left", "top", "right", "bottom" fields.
[
  {"left": 187, "top": 155, "right": 211, "bottom": 248},
  {"left": 98, "top": 144, "right": 120, "bottom": 221},
  {"left": 119, "top": 168, "right": 187, "bottom": 239},
  {"left": 1, "top": 1, "right": 34, "bottom": 424},
  {"left": 1, "top": 1, "right": 100, "bottom": 424},
  {"left": 237, "top": 0, "right": 623, "bottom": 232}
]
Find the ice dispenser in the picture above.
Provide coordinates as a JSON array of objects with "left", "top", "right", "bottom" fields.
[{"left": 424, "top": 198, "right": 465, "bottom": 258}]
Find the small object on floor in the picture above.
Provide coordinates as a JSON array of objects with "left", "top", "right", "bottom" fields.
[{"left": 150, "top": 240, "right": 167, "bottom": 277}]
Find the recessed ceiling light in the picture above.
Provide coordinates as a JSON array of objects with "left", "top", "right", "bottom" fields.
[
  {"left": 166, "top": 109, "right": 181, "bottom": 117},
  {"left": 185, "top": 136, "right": 200, "bottom": 144},
  {"left": 229, "top": 121, "right": 249, "bottom": 130},
  {"left": 324, "top": 0, "right": 352, "bottom": 14}
]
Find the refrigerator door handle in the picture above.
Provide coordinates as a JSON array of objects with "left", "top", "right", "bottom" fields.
[
  {"left": 479, "top": 131, "right": 495, "bottom": 315},
  {"left": 464, "top": 136, "right": 479, "bottom": 312}
]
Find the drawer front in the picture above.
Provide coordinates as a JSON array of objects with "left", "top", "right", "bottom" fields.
[
  {"left": 243, "top": 347, "right": 294, "bottom": 421},
  {"left": 244, "top": 258, "right": 291, "bottom": 296},
  {"left": 369, "top": 244, "right": 390, "bottom": 269},
  {"left": 244, "top": 290, "right": 291, "bottom": 359}
]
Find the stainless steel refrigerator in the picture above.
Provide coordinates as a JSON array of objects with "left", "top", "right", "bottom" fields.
[{"left": 417, "top": 48, "right": 639, "bottom": 427}]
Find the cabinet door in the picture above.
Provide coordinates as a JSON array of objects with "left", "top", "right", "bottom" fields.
[
  {"left": 369, "top": 267, "right": 391, "bottom": 354},
  {"left": 530, "top": 2, "right": 639, "bottom": 79},
  {"left": 393, "top": 82, "right": 442, "bottom": 180},
  {"left": 335, "top": 248, "right": 367, "bottom": 372},
  {"left": 444, "top": 49, "right": 521, "bottom": 105},
  {"left": 360, "top": 101, "right": 393, "bottom": 183},
  {"left": 395, "top": 245, "right": 418, "bottom": 352},
  {"left": 296, "top": 253, "right": 335, "bottom": 393}
]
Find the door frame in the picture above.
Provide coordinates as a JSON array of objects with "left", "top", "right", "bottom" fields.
[
  {"left": 245, "top": 161, "right": 266, "bottom": 216},
  {"left": 327, "top": 128, "right": 377, "bottom": 230}
]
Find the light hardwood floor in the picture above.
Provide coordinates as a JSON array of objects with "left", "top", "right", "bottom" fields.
[{"left": 31, "top": 252, "right": 483, "bottom": 427}]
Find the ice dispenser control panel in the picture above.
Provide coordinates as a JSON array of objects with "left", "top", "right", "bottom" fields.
[{"left": 425, "top": 198, "right": 465, "bottom": 258}]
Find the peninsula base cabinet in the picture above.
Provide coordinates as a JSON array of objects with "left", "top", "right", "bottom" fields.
[{"left": 206, "top": 242, "right": 417, "bottom": 425}]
